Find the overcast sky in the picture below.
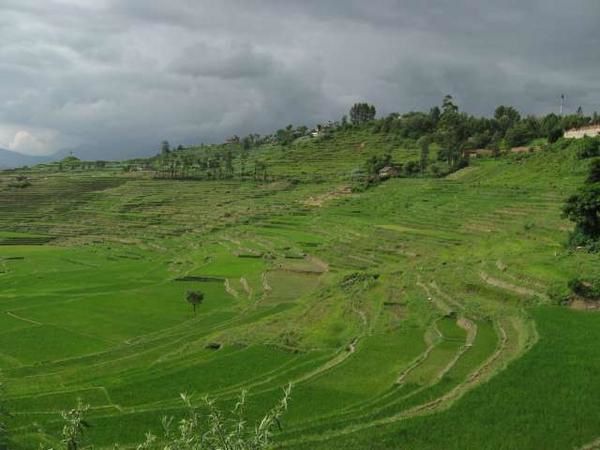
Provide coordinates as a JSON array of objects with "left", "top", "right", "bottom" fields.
[{"left": 0, "top": 0, "right": 599, "bottom": 159}]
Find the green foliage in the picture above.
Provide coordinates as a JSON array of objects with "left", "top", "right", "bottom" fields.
[
  {"left": 418, "top": 136, "right": 431, "bottom": 172},
  {"left": 494, "top": 105, "right": 521, "bottom": 134},
  {"left": 139, "top": 386, "right": 292, "bottom": 449},
  {"left": 505, "top": 122, "right": 534, "bottom": 147},
  {"left": 547, "top": 282, "right": 571, "bottom": 305},
  {"left": 2, "top": 103, "right": 600, "bottom": 450},
  {"left": 340, "top": 272, "right": 379, "bottom": 291},
  {"left": 7, "top": 175, "right": 31, "bottom": 189},
  {"left": 547, "top": 127, "right": 564, "bottom": 144},
  {"left": 275, "top": 125, "right": 297, "bottom": 146},
  {"left": 44, "top": 400, "right": 91, "bottom": 450},
  {"left": 568, "top": 277, "right": 600, "bottom": 300},
  {"left": 349, "top": 103, "right": 376, "bottom": 125},
  {"left": 574, "top": 136, "right": 600, "bottom": 159},
  {"left": 364, "top": 154, "right": 391, "bottom": 176},
  {"left": 436, "top": 95, "right": 469, "bottom": 167},
  {"left": 587, "top": 159, "right": 600, "bottom": 184},
  {"left": 563, "top": 181, "right": 600, "bottom": 248},
  {"left": 403, "top": 160, "right": 421, "bottom": 176},
  {"left": 186, "top": 290, "right": 205, "bottom": 314}
]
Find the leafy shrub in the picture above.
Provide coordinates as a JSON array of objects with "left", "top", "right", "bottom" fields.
[
  {"left": 587, "top": 158, "right": 600, "bottom": 184},
  {"left": 547, "top": 128, "right": 563, "bottom": 144},
  {"left": 547, "top": 282, "right": 571, "bottom": 305},
  {"left": 568, "top": 277, "right": 600, "bottom": 300},
  {"left": 573, "top": 136, "right": 600, "bottom": 159},
  {"left": 7, "top": 176, "right": 31, "bottom": 189},
  {"left": 47, "top": 386, "right": 292, "bottom": 450},
  {"left": 505, "top": 123, "right": 534, "bottom": 147},
  {"left": 341, "top": 272, "right": 380, "bottom": 291},
  {"left": 403, "top": 160, "right": 420, "bottom": 176},
  {"left": 139, "top": 386, "right": 291, "bottom": 450},
  {"left": 562, "top": 175, "right": 600, "bottom": 249},
  {"left": 429, "top": 163, "right": 451, "bottom": 178},
  {"left": 455, "top": 158, "right": 469, "bottom": 170}
]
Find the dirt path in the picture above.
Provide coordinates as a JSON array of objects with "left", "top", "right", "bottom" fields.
[
  {"left": 261, "top": 272, "right": 272, "bottom": 293},
  {"left": 417, "top": 280, "right": 453, "bottom": 315},
  {"left": 430, "top": 281, "right": 465, "bottom": 311},
  {"left": 480, "top": 271, "right": 547, "bottom": 300},
  {"left": 224, "top": 279, "right": 239, "bottom": 299},
  {"left": 239, "top": 277, "right": 253, "bottom": 299}
]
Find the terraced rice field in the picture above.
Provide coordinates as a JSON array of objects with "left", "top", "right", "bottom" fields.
[{"left": 0, "top": 142, "right": 599, "bottom": 449}]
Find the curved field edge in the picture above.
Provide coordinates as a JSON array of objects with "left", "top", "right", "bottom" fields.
[
  {"left": 1, "top": 142, "right": 600, "bottom": 448},
  {"left": 285, "top": 307, "right": 600, "bottom": 450}
]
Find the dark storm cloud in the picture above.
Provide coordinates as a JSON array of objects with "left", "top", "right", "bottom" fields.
[{"left": 0, "top": 0, "right": 598, "bottom": 158}]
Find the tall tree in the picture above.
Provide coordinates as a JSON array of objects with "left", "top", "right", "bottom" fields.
[
  {"left": 437, "top": 95, "right": 469, "bottom": 167},
  {"left": 494, "top": 105, "right": 521, "bottom": 136},
  {"left": 186, "top": 291, "right": 204, "bottom": 314},
  {"left": 430, "top": 106, "right": 441, "bottom": 125},
  {"left": 563, "top": 184, "right": 600, "bottom": 244},
  {"left": 563, "top": 160, "right": 600, "bottom": 248},
  {"left": 349, "top": 103, "right": 376, "bottom": 125}
]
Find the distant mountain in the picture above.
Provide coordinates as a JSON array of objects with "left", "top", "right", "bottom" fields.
[{"left": 0, "top": 148, "right": 56, "bottom": 169}]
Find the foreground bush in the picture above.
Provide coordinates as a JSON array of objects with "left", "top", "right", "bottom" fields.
[{"left": 45, "top": 385, "right": 291, "bottom": 450}]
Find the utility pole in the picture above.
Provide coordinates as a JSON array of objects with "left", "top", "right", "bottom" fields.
[{"left": 560, "top": 94, "right": 565, "bottom": 116}]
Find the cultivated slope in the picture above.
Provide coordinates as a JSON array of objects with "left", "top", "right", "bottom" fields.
[{"left": 0, "top": 140, "right": 599, "bottom": 449}]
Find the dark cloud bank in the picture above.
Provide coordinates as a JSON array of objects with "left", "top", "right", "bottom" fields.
[{"left": 0, "top": 0, "right": 598, "bottom": 159}]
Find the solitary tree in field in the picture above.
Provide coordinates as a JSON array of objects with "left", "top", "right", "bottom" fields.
[{"left": 186, "top": 291, "right": 204, "bottom": 314}]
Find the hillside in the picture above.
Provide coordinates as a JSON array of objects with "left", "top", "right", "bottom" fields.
[
  {"left": 0, "top": 148, "right": 53, "bottom": 170},
  {"left": 0, "top": 132, "right": 599, "bottom": 449}
]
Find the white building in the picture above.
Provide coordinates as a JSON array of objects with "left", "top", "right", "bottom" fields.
[{"left": 564, "top": 125, "right": 600, "bottom": 139}]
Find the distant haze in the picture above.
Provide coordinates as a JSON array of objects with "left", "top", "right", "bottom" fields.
[{"left": 0, "top": 0, "right": 599, "bottom": 160}]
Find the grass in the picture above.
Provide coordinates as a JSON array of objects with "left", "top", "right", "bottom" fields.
[
  {"left": 0, "top": 135, "right": 599, "bottom": 449},
  {"left": 297, "top": 307, "right": 600, "bottom": 450}
]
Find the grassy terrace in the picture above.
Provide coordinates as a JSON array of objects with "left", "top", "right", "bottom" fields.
[{"left": 0, "top": 136, "right": 599, "bottom": 449}]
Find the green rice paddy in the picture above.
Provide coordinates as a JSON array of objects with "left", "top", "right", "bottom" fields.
[{"left": 0, "top": 135, "right": 599, "bottom": 449}]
